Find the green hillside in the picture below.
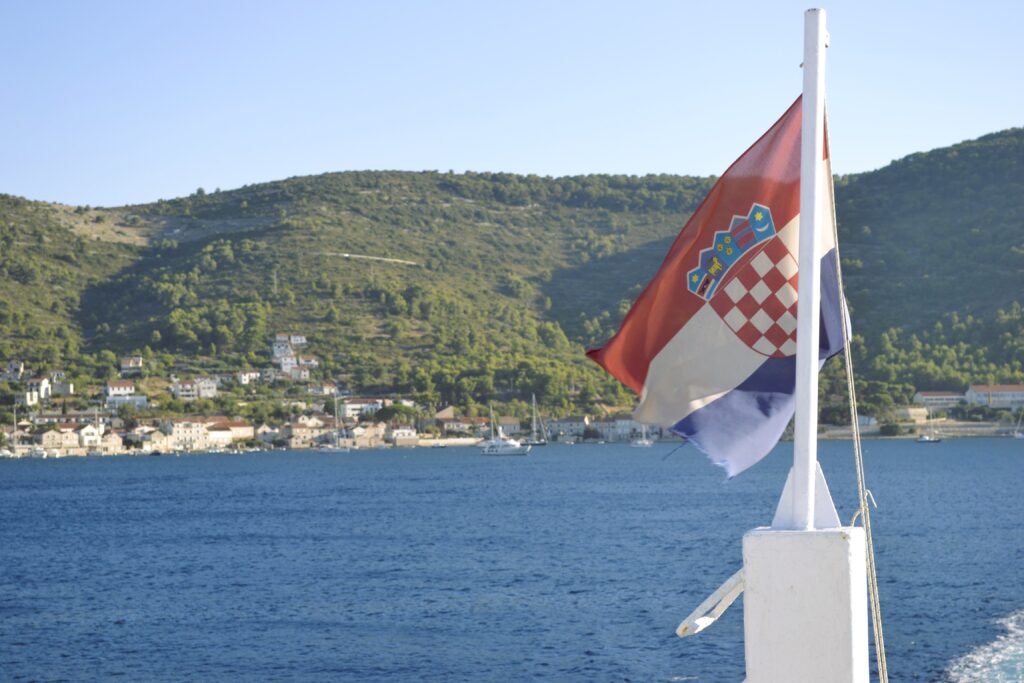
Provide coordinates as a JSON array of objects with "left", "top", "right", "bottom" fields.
[{"left": 1, "top": 128, "right": 1022, "bottom": 418}]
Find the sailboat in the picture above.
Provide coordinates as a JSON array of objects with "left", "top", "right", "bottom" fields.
[
  {"left": 480, "top": 406, "right": 531, "bottom": 456},
  {"left": 630, "top": 423, "right": 654, "bottom": 447},
  {"left": 522, "top": 394, "right": 548, "bottom": 446},
  {"left": 1013, "top": 409, "right": 1024, "bottom": 439},
  {"left": 320, "top": 395, "right": 350, "bottom": 452}
]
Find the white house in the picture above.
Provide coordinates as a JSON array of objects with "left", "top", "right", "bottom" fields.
[
  {"left": 27, "top": 376, "right": 51, "bottom": 401},
  {"left": 171, "top": 378, "right": 218, "bottom": 401},
  {"left": 912, "top": 391, "right": 964, "bottom": 409},
  {"left": 307, "top": 382, "right": 337, "bottom": 396},
  {"left": 206, "top": 425, "right": 234, "bottom": 449},
  {"left": 106, "top": 380, "right": 135, "bottom": 397},
  {"left": 289, "top": 334, "right": 307, "bottom": 346},
  {"left": 589, "top": 418, "right": 642, "bottom": 442},
  {"left": 548, "top": 416, "right": 591, "bottom": 439},
  {"left": 107, "top": 394, "right": 149, "bottom": 410},
  {"left": 119, "top": 356, "right": 144, "bottom": 377},
  {"left": 965, "top": 385, "right": 1024, "bottom": 409},
  {"left": 279, "top": 355, "right": 298, "bottom": 373},
  {"left": 237, "top": 370, "right": 262, "bottom": 386},
  {"left": 272, "top": 340, "right": 293, "bottom": 358},
  {"left": 388, "top": 425, "right": 418, "bottom": 446},
  {"left": 163, "top": 420, "right": 211, "bottom": 451},
  {"left": 299, "top": 355, "right": 319, "bottom": 367},
  {"left": 255, "top": 423, "right": 279, "bottom": 444},
  {"left": 77, "top": 423, "right": 104, "bottom": 448},
  {"left": 289, "top": 366, "right": 310, "bottom": 381},
  {"left": 342, "top": 398, "right": 384, "bottom": 419},
  {"left": 16, "top": 391, "right": 39, "bottom": 407},
  {"left": 5, "top": 360, "right": 25, "bottom": 380}
]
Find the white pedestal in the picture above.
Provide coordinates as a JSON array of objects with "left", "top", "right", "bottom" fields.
[{"left": 743, "top": 527, "right": 868, "bottom": 683}]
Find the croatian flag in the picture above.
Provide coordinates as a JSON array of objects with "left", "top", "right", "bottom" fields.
[{"left": 586, "top": 97, "right": 844, "bottom": 476}]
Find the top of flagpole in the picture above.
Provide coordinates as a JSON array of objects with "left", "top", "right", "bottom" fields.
[{"left": 776, "top": 8, "right": 828, "bottom": 530}]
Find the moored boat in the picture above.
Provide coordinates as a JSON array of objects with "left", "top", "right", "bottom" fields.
[{"left": 480, "top": 407, "right": 531, "bottom": 456}]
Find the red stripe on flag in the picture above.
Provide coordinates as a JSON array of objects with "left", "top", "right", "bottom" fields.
[{"left": 586, "top": 96, "right": 804, "bottom": 394}]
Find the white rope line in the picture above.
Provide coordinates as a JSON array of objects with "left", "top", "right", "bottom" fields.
[{"left": 826, "top": 121, "right": 889, "bottom": 682}]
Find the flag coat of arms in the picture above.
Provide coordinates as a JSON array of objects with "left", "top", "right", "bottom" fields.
[{"left": 586, "top": 97, "right": 844, "bottom": 476}]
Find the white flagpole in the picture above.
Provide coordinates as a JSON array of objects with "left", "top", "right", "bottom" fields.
[{"left": 790, "top": 6, "right": 828, "bottom": 531}]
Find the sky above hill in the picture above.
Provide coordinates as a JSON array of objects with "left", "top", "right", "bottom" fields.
[{"left": 2, "top": 0, "right": 1021, "bottom": 207}]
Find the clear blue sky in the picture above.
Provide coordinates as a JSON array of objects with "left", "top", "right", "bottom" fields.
[{"left": 2, "top": 1, "right": 1020, "bottom": 207}]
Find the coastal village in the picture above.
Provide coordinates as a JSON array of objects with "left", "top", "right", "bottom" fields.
[{"left": 1, "top": 331, "right": 1022, "bottom": 458}]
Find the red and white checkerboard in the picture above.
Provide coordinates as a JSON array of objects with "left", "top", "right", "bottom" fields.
[{"left": 709, "top": 237, "right": 799, "bottom": 358}]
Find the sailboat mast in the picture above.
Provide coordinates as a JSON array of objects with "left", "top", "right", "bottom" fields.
[{"left": 531, "top": 394, "right": 538, "bottom": 439}]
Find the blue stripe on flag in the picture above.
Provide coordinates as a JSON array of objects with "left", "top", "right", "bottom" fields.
[{"left": 671, "top": 250, "right": 844, "bottom": 477}]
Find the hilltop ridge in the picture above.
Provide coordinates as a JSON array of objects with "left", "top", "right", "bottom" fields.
[{"left": 1, "top": 127, "right": 1022, "bottom": 416}]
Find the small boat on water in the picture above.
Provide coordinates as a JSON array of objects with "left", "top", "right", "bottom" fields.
[
  {"left": 916, "top": 433, "right": 942, "bottom": 443},
  {"left": 480, "top": 407, "right": 531, "bottom": 456},
  {"left": 521, "top": 394, "right": 548, "bottom": 447},
  {"left": 631, "top": 423, "right": 654, "bottom": 447},
  {"left": 320, "top": 395, "right": 350, "bottom": 452}
]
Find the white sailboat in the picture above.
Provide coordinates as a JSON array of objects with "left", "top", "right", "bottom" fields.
[
  {"left": 522, "top": 394, "right": 548, "bottom": 446},
  {"left": 1013, "top": 409, "right": 1023, "bottom": 439},
  {"left": 320, "top": 395, "right": 350, "bottom": 452},
  {"left": 630, "top": 423, "right": 654, "bottom": 447},
  {"left": 480, "top": 407, "right": 531, "bottom": 456}
]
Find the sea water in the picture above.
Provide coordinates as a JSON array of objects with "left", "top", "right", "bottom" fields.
[{"left": 1, "top": 438, "right": 1021, "bottom": 681}]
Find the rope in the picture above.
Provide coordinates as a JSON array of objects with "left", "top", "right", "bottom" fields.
[{"left": 826, "top": 120, "right": 889, "bottom": 683}]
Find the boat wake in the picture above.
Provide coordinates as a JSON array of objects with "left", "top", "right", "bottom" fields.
[{"left": 944, "top": 609, "right": 1024, "bottom": 682}]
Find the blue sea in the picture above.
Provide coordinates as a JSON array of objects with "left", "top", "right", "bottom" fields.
[{"left": 1, "top": 438, "right": 1021, "bottom": 681}]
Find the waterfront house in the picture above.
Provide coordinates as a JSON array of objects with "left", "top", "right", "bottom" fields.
[
  {"left": 195, "top": 417, "right": 254, "bottom": 442},
  {"left": 77, "top": 423, "right": 103, "bottom": 448},
  {"left": 143, "top": 429, "right": 174, "bottom": 453},
  {"left": 351, "top": 422, "right": 386, "bottom": 448},
  {"left": 98, "top": 431, "right": 124, "bottom": 455},
  {"left": 282, "top": 421, "right": 329, "bottom": 449},
  {"left": 387, "top": 425, "right": 418, "bottom": 447},
  {"left": 498, "top": 416, "right": 521, "bottom": 435},
  {"left": 207, "top": 425, "right": 233, "bottom": 449},
  {"left": 912, "top": 391, "right": 964, "bottom": 409},
  {"left": 965, "top": 384, "right": 1024, "bottom": 409},
  {"left": 38, "top": 426, "right": 80, "bottom": 452},
  {"left": 894, "top": 406, "right": 929, "bottom": 424},
  {"left": 163, "top": 420, "right": 211, "bottom": 452},
  {"left": 255, "top": 423, "right": 279, "bottom": 444},
  {"left": 547, "top": 416, "right": 591, "bottom": 440}
]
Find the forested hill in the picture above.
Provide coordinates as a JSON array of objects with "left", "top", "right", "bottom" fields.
[{"left": 0, "top": 127, "right": 1021, "bottom": 416}]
